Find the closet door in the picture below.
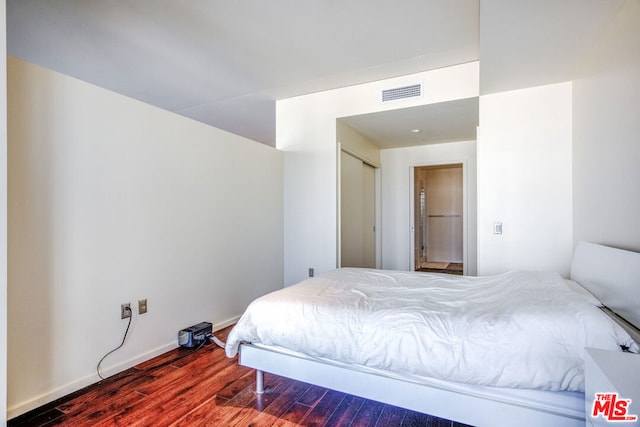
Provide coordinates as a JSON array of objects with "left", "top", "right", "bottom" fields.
[
  {"left": 341, "top": 151, "right": 375, "bottom": 268},
  {"left": 362, "top": 162, "right": 375, "bottom": 268}
]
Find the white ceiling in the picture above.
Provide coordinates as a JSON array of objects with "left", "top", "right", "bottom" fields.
[
  {"left": 6, "top": 0, "right": 626, "bottom": 148},
  {"left": 479, "top": 0, "right": 626, "bottom": 95},
  {"left": 340, "top": 98, "right": 479, "bottom": 149}
]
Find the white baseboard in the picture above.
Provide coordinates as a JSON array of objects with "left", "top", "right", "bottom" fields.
[
  {"left": 7, "top": 315, "right": 240, "bottom": 420},
  {"left": 212, "top": 315, "right": 240, "bottom": 334}
]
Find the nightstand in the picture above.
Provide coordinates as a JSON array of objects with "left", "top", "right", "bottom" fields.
[{"left": 585, "top": 348, "right": 640, "bottom": 426}]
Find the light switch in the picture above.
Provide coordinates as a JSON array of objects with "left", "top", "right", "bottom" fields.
[{"left": 493, "top": 222, "right": 503, "bottom": 235}]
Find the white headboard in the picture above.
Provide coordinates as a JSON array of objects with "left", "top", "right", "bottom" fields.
[{"left": 571, "top": 241, "right": 640, "bottom": 331}]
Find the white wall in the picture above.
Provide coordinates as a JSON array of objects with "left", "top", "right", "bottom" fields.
[
  {"left": 380, "top": 141, "right": 477, "bottom": 274},
  {"left": 573, "top": 0, "right": 640, "bottom": 253},
  {"left": 1, "top": 1, "right": 8, "bottom": 425},
  {"left": 336, "top": 121, "right": 380, "bottom": 167},
  {"left": 7, "top": 57, "right": 283, "bottom": 417},
  {"left": 278, "top": 62, "right": 479, "bottom": 285},
  {"left": 477, "top": 82, "right": 573, "bottom": 276}
]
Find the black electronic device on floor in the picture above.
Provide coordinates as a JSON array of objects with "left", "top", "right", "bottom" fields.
[{"left": 178, "top": 321, "right": 212, "bottom": 348}]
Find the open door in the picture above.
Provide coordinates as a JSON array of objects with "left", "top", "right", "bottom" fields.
[{"left": 414, "top": 164, "right": 463, "bottom": 274}]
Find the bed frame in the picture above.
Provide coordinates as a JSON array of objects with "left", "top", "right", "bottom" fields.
[{"left": 237, "top": 242, "right": 640, "bottom": 427}]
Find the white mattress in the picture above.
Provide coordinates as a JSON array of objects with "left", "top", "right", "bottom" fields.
[{"left": 227, "top": 268, "right": 638, "bottom": 392}]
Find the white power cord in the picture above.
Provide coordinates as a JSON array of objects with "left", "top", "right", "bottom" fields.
[{"left": 208, "top": 334, "right": 226, "bottom": 349}]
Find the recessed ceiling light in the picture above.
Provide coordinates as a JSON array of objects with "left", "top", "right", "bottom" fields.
[{"left": 411, "top": 129, "right": 422, "bottom": 133}]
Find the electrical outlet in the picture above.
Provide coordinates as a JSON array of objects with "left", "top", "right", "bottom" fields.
[
  {"left": 121, "top": 303, "right": 132, "bottom": 319},
  {"left": 309, "top": 268, "right": 314, "bottom": 277},
  {"left": 138, "top": 298, "right": 147, "bottom": 315}
]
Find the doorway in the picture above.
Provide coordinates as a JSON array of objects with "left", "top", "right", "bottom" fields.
[
  {"left": 413, "top": 164, "right": 463, "bottom": 274},
  {"left": 340, "top": 150, "right": 376, "bottom": 268}
]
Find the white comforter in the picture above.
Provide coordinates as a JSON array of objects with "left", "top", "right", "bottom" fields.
[{"left": 226, "top": 268, "right": 638, "bottom": 392}]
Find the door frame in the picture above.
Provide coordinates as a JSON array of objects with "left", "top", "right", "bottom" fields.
[
  {"left": 337, "top": 143, "right": 381, "bottom": 269},
  {"left": 409, "top": 161, "right": 468, "bottom": 274}
]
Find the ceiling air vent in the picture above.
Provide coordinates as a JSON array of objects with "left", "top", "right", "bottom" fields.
[{"left": 381, "top": 83, "right": 422, "bottom": 103}]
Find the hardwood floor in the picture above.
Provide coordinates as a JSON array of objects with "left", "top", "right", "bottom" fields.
[
  {"left": 9, "top": 327, "right": 472, "bottom": 427},
  {"left": 416, "top": 263, "right": 463, "bottom": 276}
]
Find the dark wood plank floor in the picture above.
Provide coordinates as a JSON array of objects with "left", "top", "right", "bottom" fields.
[{"left": 9, "top": 327, "right": 473, "bottom": 427}]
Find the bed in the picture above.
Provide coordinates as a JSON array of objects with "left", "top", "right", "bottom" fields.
[{"left": 225, "top": 242, "right": 640, "bottom": 426}]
